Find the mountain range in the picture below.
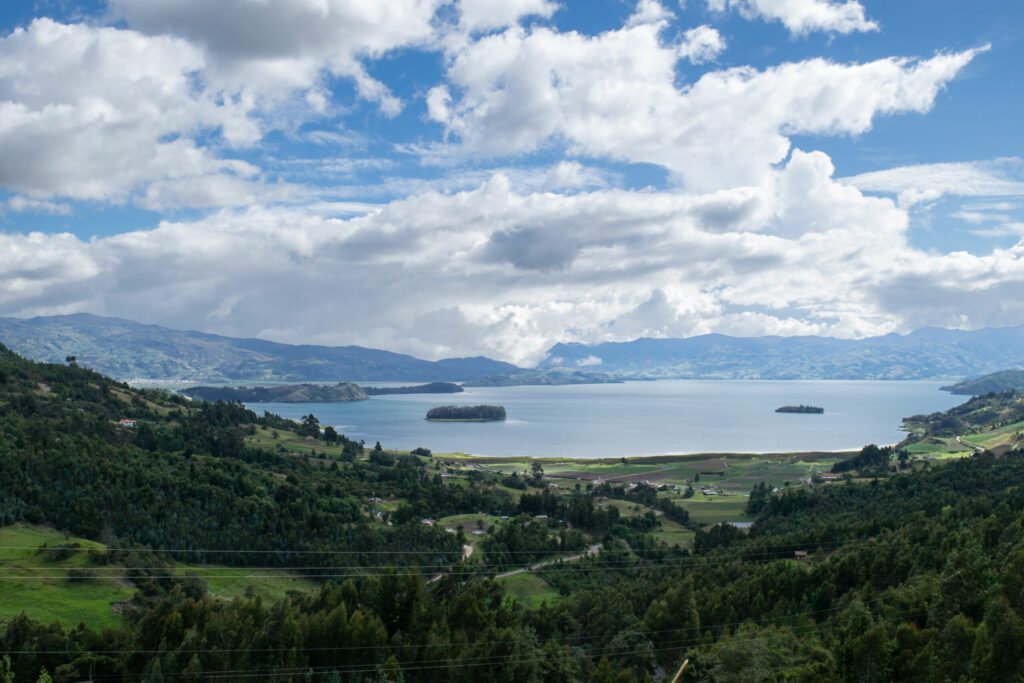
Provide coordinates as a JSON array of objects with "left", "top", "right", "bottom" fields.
[
  {"left": 3, "top": 313, "right": 1024, "bottom": 383},
  {"left": 0, "top": 314, "right": 518, "bottom": 382},
  {"left": 540, "top": 327, "right": 1024, "bottom": 380}
]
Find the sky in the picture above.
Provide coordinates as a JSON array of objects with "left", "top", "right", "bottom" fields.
[{"left": 0, "top": 0, "right": 1022, "bottom": 365}]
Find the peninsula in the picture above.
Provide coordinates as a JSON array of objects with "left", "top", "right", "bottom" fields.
[
  {"left": 426, "top": 404, "right": 507, "bottom": 421},
  {"left": 182, "top": 383, "right": 367, "bottom": 403},
  {"left": 364, "top": 382, "right": 464, "bottom": 395},
  {"left": 941, "top": 369, "right": 1024, "bottom": 395},
  {"left": 775, "top": 405, "right": 824, "bottom": 414}
]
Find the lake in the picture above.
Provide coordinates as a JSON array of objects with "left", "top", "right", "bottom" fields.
[{"left": 247, "top": 380, "right": 964, "bottom": 458}]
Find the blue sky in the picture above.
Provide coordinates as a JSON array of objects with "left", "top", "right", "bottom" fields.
[{"left": 0, "top": 0, "right": 1022, "bottom": 363}]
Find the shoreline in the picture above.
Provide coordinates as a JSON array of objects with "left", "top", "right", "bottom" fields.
[{"left": 431, "top": 448, "right": 866, "bottom": 465}]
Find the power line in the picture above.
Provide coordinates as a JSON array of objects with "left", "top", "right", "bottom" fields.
[{"left": 1, "top": 596, "right": 898, "bottom": 657}]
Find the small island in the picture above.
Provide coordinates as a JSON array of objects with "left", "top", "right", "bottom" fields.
[
  {"left": 426, "top": 405, "right": 506, "bottom": 421},
  {"left": 775, "top": 405, "right": 824, "bottom": 414}
]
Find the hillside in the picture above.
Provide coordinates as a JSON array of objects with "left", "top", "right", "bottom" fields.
[
  {"left": 540, "top": 326, "right": 1024, "bottom": 379},
  {"left": 182, "top": 382, "right": 368, "bottom": 403},
  {"left": 942, "top": 369, "right": 1024, "bottom": 395},
  {"left": 3, "top": 343, "right": 1024, "bottom": 680},
  {"left": 0, "top": 313, "right": 519, "bottom": 382}
]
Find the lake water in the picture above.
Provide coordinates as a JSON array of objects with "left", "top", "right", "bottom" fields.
[{"left": 247, "top": 380, "right": 964, "bottom": 458}]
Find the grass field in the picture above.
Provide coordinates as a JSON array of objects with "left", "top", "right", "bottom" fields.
[
  {"left": 0, "top": 524, "right": 318, "bottom": 629},
  {"left": 963, "top": 420, "right": 1024, "bottom": 450},
  {"left": 496, "top": 573, "right": 561, "bottom": 608},
  {"left": 0, "top": 525, "right": 133, "bottom": 630},
  {"left": 247, "top": 425, "right": 350, "bottom": 458},
  {"left": 651, "top": 519, "right": 695, "bottom": 547},
  {"left": 668, "top": 492, "right": 752, "bottom": 525}
]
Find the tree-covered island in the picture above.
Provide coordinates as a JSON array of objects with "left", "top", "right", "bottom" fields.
[
  {"left": 775, "top": 404, "right": 825, "bottom": 414},
  {"left": 425, "top": 404, "right": 507, "bottom": 421}
]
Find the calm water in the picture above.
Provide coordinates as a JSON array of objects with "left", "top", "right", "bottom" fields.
[{"left": 248, "top": 380, "right": 964, "bottom": 458}]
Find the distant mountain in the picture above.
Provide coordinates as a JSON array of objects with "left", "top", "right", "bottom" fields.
[
  {"left": 0, "top": 314, "right": 520, "bottom": 382},
  {"left": 463, "top": 369, "right": 626, "bottom": 387},
  {"left": 539, "top": 327, "right": 1024, "bottom": 380},
  {"left": 941, "top": 369, "right": 1024, "bottom": 395}
]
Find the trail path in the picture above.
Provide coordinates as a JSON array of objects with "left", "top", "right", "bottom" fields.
[{"left": 494, "top": 544, "right": 602, "bottom": 580}]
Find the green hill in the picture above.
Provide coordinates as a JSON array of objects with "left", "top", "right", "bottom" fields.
[
  {"left": 942, "top": 369, "right": 1024, "bottom": 395},
  {"left": 3, "top": 341, "right": 1024, "bottom": 681}
]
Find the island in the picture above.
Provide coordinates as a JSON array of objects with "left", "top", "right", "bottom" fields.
[
  {"left": 426, "top": 404, "right": 506, "bottom": 421},
  {"left": 775, "top": 405, "right": 825, "bottom": 414},
  {"left": 363, "top": 382, "right": 464, "bottom": 395},
  {"left": 182, "top": 382, "right": 368, "bottom": 403}
]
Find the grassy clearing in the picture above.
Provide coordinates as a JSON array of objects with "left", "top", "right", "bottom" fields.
[
  {"left": 964, "top": 420, "right": 1024, "bottom": 450},
  {"left": 651, "top": 519, "right": 695, "bottom": 547},
  {"left": 668, "top": 493, "right": 752, "bottom": 525},
  {"left": 496, "top": 573, "right": 561, "bottom": 608},
  {"left": 904, "top": 437, "right": 971, "bottom": 455},
  {"left": 0, "top": 524, "right": 320, "bottom": 629},
  {"left": 247, "top": 425, "right": 350, "bottom": 458},
  {"left": 0, "top": 525, "right": 133, "bottom": 630},
  {"left": 174, "top": 564, "right": 317, "bottom": 604}
]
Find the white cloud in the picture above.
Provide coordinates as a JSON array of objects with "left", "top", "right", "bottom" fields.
[
  {"left": 678, "top": 25, "right": 726, "bottom": 63},
  {"left": 627, "top": 0, "right": 675, "bottom": 27},
  {"left": 4, "top": 196, "right": 71, "bottom": 216},
  {"left": 707, "top": 0, "right": 878, "bottom": 35},
  {"left": 0, "top": 18, "right": 263, "bottom": 205},
  {"left": 575, "top": 354, "right": 603, "bottom": 366},
  {"left": 458, "top": 0, "right": 558, "bottom": 33},
  {"left": 109, "top": 0, "right": 445, "bottom": 115},
  {"left": 4, "top": 151, "right": 1024, "bottom": 365},
  {"left": 842, "top": 158, "right": 1024, "bottom": 207},
  {"left": 429, "top": 14, "right": 986, "bottom": 191}
]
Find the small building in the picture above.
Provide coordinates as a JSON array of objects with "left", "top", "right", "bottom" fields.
[
  {"left": 422, "top": 518, "right": 436, "bottom": 527},
  {"left": 471, "top": 529, "right": 485, "bottom": 536},
  {"left": 117, "top": 419, "right": 137, "bottom": 429},
  {"left": 794, "top": 550, "right": 810, "bottom": 561},
  {"left": 534, "top": 514, "right": 548, "bottom": 521}
]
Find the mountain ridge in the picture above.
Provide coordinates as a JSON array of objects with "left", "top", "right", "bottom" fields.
[
  {"left": 540, "top": 326, "right": 1024, "bottom": 380},
  {"left": 0, "top": 313, "right": 519, "bottom": 382}
]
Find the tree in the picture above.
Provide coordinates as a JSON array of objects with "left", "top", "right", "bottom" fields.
[
  {"left": 298, "top": 413, "right": 320, "bottom": 438},
  {"left": 644, "top": 577, "right": 699, "bottom": 668},
  {"left": 1, "top": 656, "right": 13, "bottom": 683},
  {"left": 36, "top": 669, "right": 52, "bottom": 683},
  {"left": 322, "top": 425, "right": 339, "bottom": 443}
]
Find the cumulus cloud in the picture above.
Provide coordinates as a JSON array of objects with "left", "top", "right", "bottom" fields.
[
  {"left": 428, "top": 13, "right": 986, "bottom": 191},
  {"left": 0, "top": 19, "right": 264, "bottom": 205},
  {"left": 457, "top": 0, "right": 558, "bottom": 34},
  {"left": 678, "top": 25, "right": 726, "bottom": 63},
  {"left": 707, "top": 0, "right": 878, "bottom": 35},
  {"left": 4, "top": 150, "right": 1024, "bottom": 364},
  {"left": 109, "top": 0, "right": 445, "bottom": 115}
]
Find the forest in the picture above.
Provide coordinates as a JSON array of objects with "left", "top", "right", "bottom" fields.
[{"left": 0, "top": 344, "right": 1023, "bottom": 681}]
